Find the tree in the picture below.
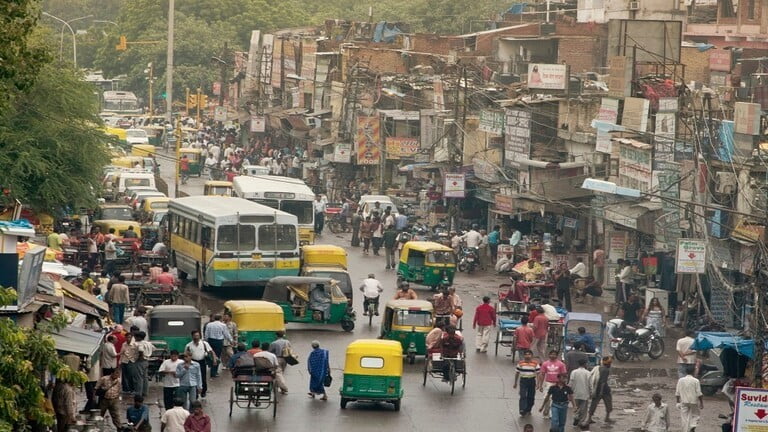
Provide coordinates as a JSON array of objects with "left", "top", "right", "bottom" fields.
[
  {"left": 0, "top": 287, "right": 86, "bottom": 431},
  {"left": 0, "top": 58, "right": 111, "bottom": 213}
]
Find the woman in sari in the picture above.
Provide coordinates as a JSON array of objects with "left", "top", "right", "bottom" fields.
[{"left": 307, "top": 340, "right": 330, "bottom": 400}]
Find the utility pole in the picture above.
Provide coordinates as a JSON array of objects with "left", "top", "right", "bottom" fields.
[
  {"left": 196, "top": 88, "right": 202, "bottom": 126},
  {"left": 174, "top": 117, "right": 182, "bottom": 198},
  {"left": 448, "top": 68, "right": 462, "bottom": 231},
  {"left": 165, "top": 0, "right": 175, "bottom": 123},
  {"left": 215, "top": 42, "right": 230, "bottom": 107},
  {"left": 147, "top": 62, "right": 154, "bottom": 116}
]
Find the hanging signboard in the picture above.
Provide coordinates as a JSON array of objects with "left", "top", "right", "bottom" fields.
[
  {"left": 443, "top": 173, "right": 466, "bottom": 198},
  {"left": 334, "top": 143, "right": 351, "bottom": 163},
  {"left": 355, "top": 116, "right": 380, "bottom": 165},
  {"left": 385, "top": 137, "right": 419, "bottom": 160},
  {"left": 621, "top": 97, "right": 650, "bottom": 132},
  {"left": 597, "top": 98, "right": 619, "bottom": 123},
  {"left": 676, "top": 238, "right": 707, "bottom": 273},
  {"left": 504, "top": 109, "right": 531, "bottom": 166},
  {"left": 250, "top": 115, "right": 266, "bottom": 133},
  {"left": 479, "top": 110, "right": 505, "bottom": 134}
]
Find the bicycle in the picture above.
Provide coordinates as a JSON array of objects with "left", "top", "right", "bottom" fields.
[{"left": 363, "top": 296, "right": 379, "bottom": 327}]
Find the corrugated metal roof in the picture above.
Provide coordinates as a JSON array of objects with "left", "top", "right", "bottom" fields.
[{"left": 52, "top": 325, "right": 103, "bottom": 357}]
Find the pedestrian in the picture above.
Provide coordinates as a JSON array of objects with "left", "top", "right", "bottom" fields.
[
  {"left": 313, "top": 195, "right": 326, "bottom": 235},
  {"left": 221, "top": 313, "right": 238, "bottom": 369},
  {"left": 101, "top": 334, "right": 118, "bottom": 376},
  {"left": 360, "top": 216, "right": 373, "bottom": 255},
  {"left": 593, "top": 244, "right": 605, "bottom": 284},
  {"left": 120, "top": 331, "right": 138, "bottom": 395},
  {"left": 478, "top": 229, "right": 489, "bottom": 270},
  {"left": 307, "top": 340, "right": 330, "bottom": 400},
  {"left": 371, "top": 217, "right": 383, "bottom": 255},
  {"left": 553, "top": 262, "right": 572, "bottom": 311},
  {"left": 488, "top": 225, "right": 501, "bottom": 262},
  {"left": 617, "top": 259, "right": 633, "bottom": 304},
  {"left": 538, "top": 350, "right": 567, "bottom": 419},
  {"left": 472, "top": 296, "right": 496, "bottom": 353},
  {"left": 643, "top": 297, "right": 667, "bottom": 337},
  {"left": 82, "top": 353, "right": 100, "bottom": 413},
  {"left": 676, "top": 330, "right": 696, "bottom": 378},
  {"left": 531, "top": 307, "right": 549, "bottom": 361},
  {"left": 570, "top": 359, "right": 592, "bottom": 427},
  {"left": 383, "top": 225, "right": 398, "bottom": 270},
  {"left": 87, "top": 233, "right": 99, "bottom": 272},
  {"left": 675, "top": 365, "right": 703, "bottom": 432},
  {"left": 619, "top": 294, "right": 645, "bottom": 325},
  {"left": 586, "top": 356, "right": 614, "bottom": 425},
  {"left": 513, "top": 315, "right": 534, "bottom": 358},
  {"left": 268, "top": 331, "right": 293, "bottom": 394},
  {"left": 126, "top": 395, "right": 151, "bottom": 432},
  {"left": 642, "top": 393, "right": 670, "bottom": 432},
  {"left": 133, "top": 331, "right": 154, "bottom": 397},
  {"left": 176, "top": 352, "right": 203, "bottom": 410},
  {"left": 180, "top": 155, "right": 190, "bottom": 184},
  {"left": 159, "top": 350, "right": 184, "bottom": 410},
  {"left": 184, "top": 330, "right": 214, "bottom": 398},
  {"left": 564, "top": 343, "right": 590, "bottom": 373},
  {"left": 350, "top": 210, "right": 362, "bottom": 247},
  {"left": 96, "top": 369, "right": 122, "bottom": 430},
  {"left": 161, "top": 398, "right": 190, "bottom": 432},
  {"left": 513, "top": 349, "right": 540, "bottom": 417},
  {"left": 107, "top": 274, "right": 129, "bottom": 325},
  {"left": 539, "top": 373, "right": 574, "bottom": 432},
  {"left": 183, "top": 400, "right": 211, "bottom": 432},
  {"left": 52, "top": 377, "right": 77, "bottom": 432},
  {"left": 126, "top": 307, "right": 148, "bottom": 334},
  {"left": 204, "top": 314, "right": 231, "bottom": 378},
  {"left": 104, "top": 235, "right": 118, "bottom": 276}
]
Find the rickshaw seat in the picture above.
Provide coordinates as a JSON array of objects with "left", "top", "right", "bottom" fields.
[
  {"left": 499, "top": 318, "right": 521, "bottom": 330},
  {"left": 233, "top": 374, "right": 274, "bottom": 383}
]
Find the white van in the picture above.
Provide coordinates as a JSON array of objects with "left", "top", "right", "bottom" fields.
[
  {"left": 116, "top": 172, "right": 156, "bottom": 199},
  {"left": 241, "top": 164, "right": 271, "bottom": 176}
]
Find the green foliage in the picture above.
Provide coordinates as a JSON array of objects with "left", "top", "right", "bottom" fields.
[
  {"left": 0, "top": 287, "right": 86, "bottom": 431},
  {"left": 0, "top": 58, "right": 111, "bottom": 213}
]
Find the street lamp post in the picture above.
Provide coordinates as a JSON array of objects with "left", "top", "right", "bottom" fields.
[
  {"left": 42, "top": 12, "right": 91, "bottom": 68},
  {"left": 165, "top": 0, "right": 175, "bottom": 124}
]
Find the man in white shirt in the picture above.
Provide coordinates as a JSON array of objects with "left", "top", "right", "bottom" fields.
[
  {"left": 461, "top": 225, "right": 483, "bottom": 248},
  {"left": 570, "top": 359, "right": 592, "bottom": 427},
  {"left": 204, "top": 314, "right": 232, "bottom": 379},
  {"left": 675, "top": 330, "right": 697, "bottom": 378},
  {"left": 158, "top": 350, "right": 184, "bottom": 410},
  {"left": 313, "top": 195, "right": 326, "bottom": 235},
  {"left": 160, "top": 398, "right": 189, "bottom": 432},
  {"left": 126, "top": 307, "right": 148, "bottom": 334},
  {"left": 495, "top": 252, "right": 514, "bottom": 273},
  {"left": 359, "top": 273, "right": 383, "bottom": 316},
  {"left": 642, "top": 393, "right": 669, "bottom": 432},
  {"left": 675, "top": 367, "right": 703, "bottom": 432},
  {"left": 509, "top": 227, "right": 522, "bottom": 247},
  {"left": 184, "top": 330, "right": 214, "bottom": 398},
  {"left": 569, "top": 257, "right": 588, "bottom": 279}
]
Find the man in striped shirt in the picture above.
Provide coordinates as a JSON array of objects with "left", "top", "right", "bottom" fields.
[
  {"left": 513, "top": 349, "right": 540, "bottom": 416},
  {"left": 204, "top": 314, "right": 232, "bottom": 378}
]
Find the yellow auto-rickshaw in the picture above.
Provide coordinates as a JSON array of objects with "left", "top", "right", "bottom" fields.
[
  {"left": 179, "top": 148, "right": 202, "bottom": 177},
  {"left": 203, "top": 180, "right": 233, "bottom": 196},
  {"left": 300, "top": 245, "right": 352, "bottom": 300},
  {"left": 397, "top": 241, "right": 456, "bottom": 290},
  {"left": 380, "top": 299, "right": 434, "bottom": 364},
  {"left": 111, "top": 156, "right": 145, "bottom": 169},
  {"left": 131, "top": 144, "right": 156, "bottom": 157},
  {"left": 340, "top": 339, "right": 403, "bottom": 411},
  {"left": 223, "top": 300, "right": 286, "bottom": 345}
]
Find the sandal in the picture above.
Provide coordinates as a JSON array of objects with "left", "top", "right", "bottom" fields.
[
  {"left": 320, "top": 395, "right": 328, "bottom": 401},
  {"left": 307, "top": 392, "right": 315, "bottom": 398}
]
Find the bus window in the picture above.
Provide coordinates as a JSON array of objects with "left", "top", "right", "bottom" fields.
[
  {"left": 253, "top": 199, "right": 279, "bottom": 209},
  {"left": 217, "top": 225, "right": 255, "bottom": 251},
  {"left": 258, "top": 225, "right": 297, "bottom": 251},
  {"left": 280, "top": 200, "right": 313, "bottom": 224},
  {"left": 201, "top": 226, "right": 213, "bottom": 249}
]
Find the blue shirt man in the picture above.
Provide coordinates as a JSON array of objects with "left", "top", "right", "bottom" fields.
[
  {"left": 395, "top": 213, "right": 408, "bottom": 231},
  {"left": 487, "top": 228, "right": 500, "bottom": 246},
  {"left": 176, "top": 356, "right": 203, "bottom": 389},
  {"left": 574, "top": 327, "right": 596, "bottom": 352}
]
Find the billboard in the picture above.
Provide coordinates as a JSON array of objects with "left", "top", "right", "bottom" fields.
[
  {"left": 479, "top": 110, "right": 505, "bottom": 134},
  {"left": 385, "top": 137, "right": 419, "bottom": 160},
  {"left": 527, "top": 64, "right": 568, "bottom": 90},
  {"left": 444, "top": 174, "right": 466, "bottom": 198},
  {"left": 355, "top": 116, "right": 380, "bottom": 165}
]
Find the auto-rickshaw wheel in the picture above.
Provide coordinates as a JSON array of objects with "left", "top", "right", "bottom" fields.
[
  {"left": 449, "top": 363, "right": 456, "bottom": 395},
  {"left": 341, "top": 319, "right": 355, "bottom": 332},
  {"left": 422, "top": 360, "right": 428, "bottom": 386},
  {"left": 340, "top": 397, "right": 348, "bottom": 409},
  {"left": 393, "top": 399, "right": 401, "bottom": 411},
  {"left": 228, "top": 387, "right": 234, "bottom": 416},
  {"left": 407, "top": 352, "right": 415, "bottom": 365}
]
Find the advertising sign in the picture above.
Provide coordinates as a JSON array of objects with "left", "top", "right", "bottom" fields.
[
  {"left": 734, "top": 102, "right": 761, "bottom": 135},
  {"left": 597, "top": 98, "right": 620, "bottom": 123},
  {"left": 443, "top": 173, "right": 466, "bottom": 198},
  {"left": 504, "top": 109, "right": 531, "bottom": 165},
  {"left": 618, "top": 141, "right": 653, "bottom": 192},
  {"left": 622, "top": 97, "right": 650, "bottom": 132},
  {"left": 355, "top": 116, "right": 380, "bottom": 165},
  {"left": 494, "top": 194, "right": 514, "bottom": 213},
  {"left": 214, "top": 106, "right": 227, "bottom": 122},
  {"left": 709, "top": 49, "right": 733, "bottom": 73},
  {"left": 250, "top": 115, "right": 266, "bottom": 133},
  {"left": 479, "top": 110, "right": 505, "bottom": 134},
  {"left": 676, "top": 238, "right": 707, "bottom": 273},
  {"left": 527, "top": 63, "right": 568, "bottom": 90},
  {"left": 735, "top": 387, "right": 768, "bottom": 432},
  {"left": 17, "top": 247, "right": 45, "bottom": 309},
  {"left": 385, "top": 137, "right": 419, "bottom": 160},
  {"left": 334, "top": 142, "right": 351, "bottom": 163}
]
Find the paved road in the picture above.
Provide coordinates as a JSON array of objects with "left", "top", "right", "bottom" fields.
[{"left": 123, "top": 157, "right": 731, "bottom": 431}]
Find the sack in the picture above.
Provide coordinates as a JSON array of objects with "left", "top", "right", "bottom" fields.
[
  {"left": 282, "top": 346, "right": 299, "bottom": 366},
  {"left": 323, "top": 374, "right": 333, "bottom": 387},
  {"left": 253, "top": 356, "right": 274, "bottom": 372}
]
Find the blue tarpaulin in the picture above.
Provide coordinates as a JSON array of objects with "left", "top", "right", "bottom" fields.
[
  {"left": 507, "top": 3, "right": 528, "bottom": 14},
  {"left": 373, "top": 22, "right": 404, "bottom": 43},
  {"left": 690, "top": 332, "right": 757, "bottom": 359}
]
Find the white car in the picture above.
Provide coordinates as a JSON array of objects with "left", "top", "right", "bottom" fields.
[
  {"left": 125, "top": 128, "right": 149, "bottom": 145},
  {"left": 358, "top": 194, "right": 399, "bottom": 219}
]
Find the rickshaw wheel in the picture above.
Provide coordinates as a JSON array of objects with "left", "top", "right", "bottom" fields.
[
  {"left": 494, "top": 332, "right": 500, "bottom": 356},
  {"left": 272, "top": 384, "right": 278, "bottom": 418},
  {"left": 340, "top": 397, "right": 348, "bottom": 409},
  {"left": 393, "top": 399, "right": 401, "bottom": 411},
  {"left": 407, "top": 352, "right": 415, "bottom": 365},
  {"left": 341, "top": 319, "right": 355, "bottom": 332},
  {"left": 422, "top": 360, "right": 428, "bottom": 386},
  {"left": 462, "top": 369, "right": 466, "bottom": 388},
  {"left": 228, "top": 387, "right": 234, "bottom": 416},
  {"left": 449, "top": 363, "right": 456, "bottom": 395}
]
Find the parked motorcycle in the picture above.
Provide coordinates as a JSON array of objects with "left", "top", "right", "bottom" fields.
[
  {"left": 611, "top": 324, "right": 665, "bottom": 361},
  {"left": 457, "top": 246, "right": 479, "bottom": 274}
]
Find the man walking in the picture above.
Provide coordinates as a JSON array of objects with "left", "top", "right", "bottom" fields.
[
  {"left": 538, "top": 350, "right": 567, "bottom": 419},
  {"left": 204, "top": 314, "right": 232, "bottom": 378},
  {"left": 185, "top": 330, "right": 214, "bottom": 398},
  {"left": 350, "top": 210, "right": 362, "bottom": 247},
  {"left": 488, "top": 225, "right": 501, "bottom": 262},
  {"left": 222, "top": 313, "right": 238, "bottom": 368},
  {"left": 513, "top": 349, "right": 539, "bottom": 417},
  {"left": 133, "top": 331, "right": 155, "bottom": 397},
  {"left": 531, "top": 307, "right": 549, "bottom": 361},
  {"left": 107, "top": 275, "right": 129, "bottom": 325},
  {"left": 676, "top": 330, "right": 696, "bottom": 378},
  {"left": 642, "top": 393, "right": 670, "bottom": 432},
  {"left": 472, "top": 296, "right": 496, "bottom": 353},
  {"left": 570, "top": 359, "right": 592, "bottom": 427},
  {"left": 176, "top": 352, "right": 203, "bottom": 410},
  {"left": 676, "top": 366, "right": 703, "bottom": 432},
  {"left": 268, "top": 331, "right": 292, "bottom": 394},
  {"left": 313, "top": 195, "right": 326, "bottom": 235},
  {"left": 383, "top": 225, "right": 398, "bottom": 270},
  {"left": 96, "top": 369, "right": 122, "bottom": 430},
  {"left": 539, "top": 373, "right": 574, "bottom": 432},
  {"left": 587, "top": 356, "right": 614, "bottom": 425},
  {"left": 158, "top": 350, "right": 183, "bottom": 410}
]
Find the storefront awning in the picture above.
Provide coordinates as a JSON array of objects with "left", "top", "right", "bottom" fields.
[
  {"left": 603, "top": 201, "right": 662, "bottom": 234},
  {"left": 398, "top": 163, "right": 442, "bottom": 172},
  {"left": 60, "top": 279, "right": 109, "bottom": 315},
  {"left": 35, "top": 293, "right": 102, "bottom": 317},
  {"left": 52, "top": 325, "right": 103, "bottom": 358}
]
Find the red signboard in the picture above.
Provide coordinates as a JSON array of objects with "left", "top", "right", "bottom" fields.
[{"left": 709, "top": 50, "right": 732, "bottom": 73}]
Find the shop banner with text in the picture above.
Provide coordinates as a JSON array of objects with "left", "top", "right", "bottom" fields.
[{"left": 355, "top": 116, "right": 380, "bottom": 165}]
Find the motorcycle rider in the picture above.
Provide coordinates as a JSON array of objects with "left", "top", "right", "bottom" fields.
[
  {"left": 460, "top": 224, "right": 483, "bottom": 268},
  {"left": 359, "top": 273, "right": 383, "bottom": 316}
]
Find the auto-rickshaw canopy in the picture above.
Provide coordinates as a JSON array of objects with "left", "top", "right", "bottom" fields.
[
  {"left": 399, "top": 241, "right": 455, "bottom": 265},
  {"left": 301, "top": 244, "right": 348, "bottom": 269},
  {"left": 148, "top": 305, "right": 201, "bottom": 336},
  {"left": 224, "top": 300, "right": 285, "bottom": 332},
  {"left": 344, "top": 339, "right": 403, "bottom": 376},
  {"left": 385, "top": 299, "right": 434, "bottom": 331},
  {"left": 263, "top": 276, "right": 348, "bottom": 303}
]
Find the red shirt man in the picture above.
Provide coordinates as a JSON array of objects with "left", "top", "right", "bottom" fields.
[
  {"left": 473, "top": 299, "right": 496, "bottom": 327},
  {"left": 514, "top": 316, "right": 534, "bottom": 351},
  {"left": 532, "top": 313, "right": 550, "bottom": 339}
]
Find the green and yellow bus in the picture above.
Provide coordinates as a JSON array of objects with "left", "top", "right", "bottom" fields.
[{"left": 167, "top": 196, "right": 300, "bottom": 290}]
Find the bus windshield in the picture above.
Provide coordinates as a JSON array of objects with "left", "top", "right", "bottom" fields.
[
  {"left": 103, "top": 100, "right": 139, "bottom": 112},
  {"left": 258, "top": 224, "right": 297, "bottom": 251},
  {"left": 253, "top": 199, "right": 279, "bottom": 209},
  {"left": 217, "top": 225, "right": 255, "bottom": 251},
  {"left": 280, "top": 200, "right": 313, "bottom": 224}
]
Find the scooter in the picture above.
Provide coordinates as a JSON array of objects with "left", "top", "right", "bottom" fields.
[
  {"left": 457, "top": 246, "right": 478, "bottom": 273},
  {"left": 612, "top": 324, "right": 665, "bottom": 361},
  {"left": 699, "top": 363, "right": 728, "bottom": 396}
]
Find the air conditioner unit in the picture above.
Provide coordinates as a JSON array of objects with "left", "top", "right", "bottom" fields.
[
  {"left": 714, "top": 171, "right": 737, "bottom": 194},
  {"left": 629, "top": 1, "right": 640, "bottom": 10}
]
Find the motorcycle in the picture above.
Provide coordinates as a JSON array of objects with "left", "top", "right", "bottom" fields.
[
  {"left": 611, "top": 324, "right": 665, "bottom": 361},
  {"left": 719, "top": 413, "right": 733, "bottom": 432},
  {"left": 457, "top": 246, "right": 479, "bottom": 274}
]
